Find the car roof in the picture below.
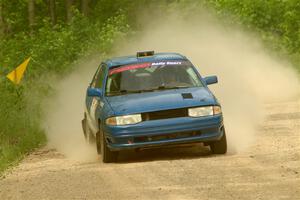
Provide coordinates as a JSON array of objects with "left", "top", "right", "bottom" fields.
[{"left": 104, "top": 52, "right": 188, "bottom": 68}]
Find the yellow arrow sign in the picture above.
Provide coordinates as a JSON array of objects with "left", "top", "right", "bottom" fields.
[{"left": 6, "top": 57, "right": 31, "bottom": 85}]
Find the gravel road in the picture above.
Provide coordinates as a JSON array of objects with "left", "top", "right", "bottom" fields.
[{"left": 0, "top": 100, "right": 299, "bottom": 200}]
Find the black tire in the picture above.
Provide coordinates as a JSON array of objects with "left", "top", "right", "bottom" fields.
[
  {"left": 99, "top": 129, "right": 118, "bottom": 163},
  {"left": 84, "top": 115, "right": 95, "bottom": 144},
  {"left": 210, "top": 127, "right": 227, "bottom": 154}
]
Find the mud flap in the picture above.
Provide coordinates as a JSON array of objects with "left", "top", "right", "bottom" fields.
[{"left": 82, "top": 119, "right": 86, "bottom": 137}]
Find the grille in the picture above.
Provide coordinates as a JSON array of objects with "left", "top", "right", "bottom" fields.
[
  {"left": 133, "top": 131, "right": 202, "bottom": 143},
  {"left": 142, "top": 108, "right": 188, "bottom": 121}
]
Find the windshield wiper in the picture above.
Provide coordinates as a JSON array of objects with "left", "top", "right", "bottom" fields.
[
  {"left": 106, "top": 89, "right": 143, "bottom": 96},
  {"left": 153, "top": 85, "right": 190, "bottom": 91},
  {"left": 106, "top": 86, "right": 190, "bottom": 96},
  {"left": 121, "top": 90, "right": 142, "bottom": 94}
]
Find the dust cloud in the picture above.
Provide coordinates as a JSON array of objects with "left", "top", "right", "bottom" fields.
[
  {"left": 43, "top": 12, "right": 299, "bottom": 160},
  {"left": 43, "top": 58, "right": 99, "bottom": 161},
  {"left": 116, "top": 14, "right": 300, "bottom": 152}
]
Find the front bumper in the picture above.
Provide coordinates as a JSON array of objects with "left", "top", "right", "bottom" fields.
[{"left": 103, "top": 115, "right": 223, "bottom": 151}]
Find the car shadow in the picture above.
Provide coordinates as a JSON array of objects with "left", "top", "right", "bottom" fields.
[{"left": 116, "top": 144, "right": 215, "bottom": 164}]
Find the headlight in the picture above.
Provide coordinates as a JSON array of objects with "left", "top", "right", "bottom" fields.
[
  {"left": 105, "top": 114, "right": 142, "bottom": 126},
  {"left": 188, "top": 106, "right": 222, "bottom": 117}
]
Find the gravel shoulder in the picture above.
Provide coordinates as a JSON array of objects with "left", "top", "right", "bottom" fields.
[{"left": 0, "top": 100, "right": 299, "bottom": 200}]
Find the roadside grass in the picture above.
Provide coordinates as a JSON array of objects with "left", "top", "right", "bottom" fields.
[
  {"left": 0, "top": 129, "right": 46, "bottom": 175},
  {"left": 0, "top": 81, "right": 47, "bottom": 175}
]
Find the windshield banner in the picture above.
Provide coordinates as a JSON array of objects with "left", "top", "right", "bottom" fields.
[
  {"left": 109, "top": 63, "right": 151, "bottom": 75},
  {"left": 109, "top": 61, "right": 186, "bottom": 75}
]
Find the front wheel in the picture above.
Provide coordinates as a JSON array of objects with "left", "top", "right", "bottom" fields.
[
  {"left": 209, "top": 128, "right": 227, "bottom": 154},
  {"left": 98, "top": 130, "right": 118, "bottom": 163}
]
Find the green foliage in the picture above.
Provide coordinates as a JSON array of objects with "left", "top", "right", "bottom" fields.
[
  {"left": 167, "top": 0, "right": 300, "bottom": 69},
  {"left": 0, "top": 4, "right": 131, "bottom": 174},
  {"left": 204, "top": 0, "right": 300, "bottom": 68}
]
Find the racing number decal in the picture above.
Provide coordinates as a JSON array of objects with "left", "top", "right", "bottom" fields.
[{"left": 90, "top": 97, "right": 99, "bottom": 122}]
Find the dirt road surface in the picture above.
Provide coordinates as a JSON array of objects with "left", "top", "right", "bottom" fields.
[{"left": 0, "top": 100, "right": 299, "bottom": 200}]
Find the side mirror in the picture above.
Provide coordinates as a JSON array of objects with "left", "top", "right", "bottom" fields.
[
  {"left": 87, "top": 87, "right": 102, "bottom": 97},
  {"left": 204, "top": 76, "right": 218, "bottom": 85}
]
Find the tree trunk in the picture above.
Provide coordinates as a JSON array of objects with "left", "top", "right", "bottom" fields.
[
  {"left": 65, "top": 0, "right": 74, "bottom": 23},
  {"left": 0, "top": 2, "right": 4, "bottom": 37},
  {"left": 28, "top": 0, "right": 35, "bottom": 34},
  {"left": 48, "top": 0, "right": 56, "bottom": 27},
  {"left": 81, "top": 0, "right": 90, "bottom": 16}
]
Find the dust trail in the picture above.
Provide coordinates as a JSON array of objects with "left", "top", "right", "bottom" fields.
[
  {"left": 116, "top": 14, "right": 300, "bottom": 153},
  {"left": 43, "top": 12, "right": 299, "bottom": 159}
]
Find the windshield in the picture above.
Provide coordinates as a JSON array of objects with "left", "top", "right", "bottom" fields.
[{"left": 105, "top": 61, "right": 203, "bottom": 96}]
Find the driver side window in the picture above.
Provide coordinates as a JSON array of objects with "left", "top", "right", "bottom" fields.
[{"left": 91, "top": 64, "right": 107, "bottom": 88}]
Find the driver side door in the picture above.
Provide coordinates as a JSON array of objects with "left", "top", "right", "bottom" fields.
[{"left": 86, "top": 64, "right": 107, "bottom": 133}]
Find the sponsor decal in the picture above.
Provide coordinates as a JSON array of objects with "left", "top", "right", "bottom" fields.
[
  {"left": 151, "top": 62, "right": 165, "bottom": 66},
  {"left": 90, "top": 98, "right": 99, "bottom": 122},
  {"left": 151, "top": 61, "right": 182, "bottom": 66}
]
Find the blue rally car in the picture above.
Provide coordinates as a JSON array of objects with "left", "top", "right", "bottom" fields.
[{"left": 82, "top": 51, "right": 227, "bottom": 163}]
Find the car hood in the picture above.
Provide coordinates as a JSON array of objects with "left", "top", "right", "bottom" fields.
[{"left": 106, "top": 87, "right": 217, "bottom": 116}]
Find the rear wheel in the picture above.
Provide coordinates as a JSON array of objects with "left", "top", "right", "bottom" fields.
[
  {"left": 98, "top": 128, "right": 118, "bottom": 163},
  {"left": 210, "top": 127, "right": 227, "bottom": 154}
]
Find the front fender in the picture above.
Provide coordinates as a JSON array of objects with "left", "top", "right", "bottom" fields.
[{"left": 94, "top": 99, "right": 115, "bottom": 133}]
